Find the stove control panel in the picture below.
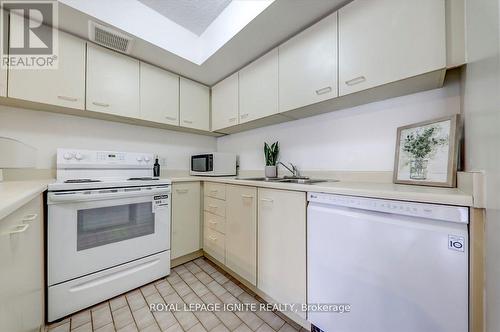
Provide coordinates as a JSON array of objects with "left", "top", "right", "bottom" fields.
[{"left": 57, "top": 148, "right": 154, "bottom": 169}]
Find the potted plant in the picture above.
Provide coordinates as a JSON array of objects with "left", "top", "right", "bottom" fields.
[
  {"left": 264, "top": 141, "right": 279, "bottom": 178},
  {"left": 402, "top": 126, "right": 447, "bottom": 180}
]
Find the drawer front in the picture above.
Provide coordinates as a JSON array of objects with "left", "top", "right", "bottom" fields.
[
  {"left": 204, "top": 196, "right": 226, "bottom": 218},
  {"left": 204, "top": 211, "right": 225, "bottom": 234},
  {"left": 204, "top": 227, "right": 225, "bottom": 264},
  {"left": 0, "top": 196, "right": 41, "bottom": 233},
  {"left": 204, "top": 182, "right": 226, "bottom": 200}
]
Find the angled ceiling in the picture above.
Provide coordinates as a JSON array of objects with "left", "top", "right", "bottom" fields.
[
  {"left": 57, "top": 0, "right": 351, "bottom": 85},
  {"left": 137, "top": 0, "right": 232, "bottom": 36}
]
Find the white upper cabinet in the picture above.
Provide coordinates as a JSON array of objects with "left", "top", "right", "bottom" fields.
[
  {"left": 339, "top": 0, "right": 446, "bottom": 96},
  {"left": 86, "top": 44, "right": 140, "bottom": 117},
  {"left": 211, "top": 72, "right": 239, "bottom": 131},
  {"left": 140, "top": 62, "right": 179, "bottom": 126},
  {"left": 180, "top": 77, "right": 210, "bottom": 131},
  {"left": 279, "top": 12, "right": 338, "bottom": 112},
  {"left": 8, "top": 24, "right": 85, "bottom": 108},
  {"left": 239, "top": 48, "right": 279, "bottom": 124}
]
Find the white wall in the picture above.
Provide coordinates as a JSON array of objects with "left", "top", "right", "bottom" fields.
[
  {"left": 0, "top": 105, "right": 217, "bottom": 170},
  {"left": 462, "top": 0, "right": 500, "bottom": 331},
  {"left": 217, "top": 71, "right": 461, "bottom": 172}
]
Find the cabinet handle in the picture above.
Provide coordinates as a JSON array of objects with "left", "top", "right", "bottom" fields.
[
  {"left": 9, "top": 224, "right": 29, "bottom": 235},
  {"left": 175, "top": 189, "right": 189, "bottom": 194},
  {"left": 183, "top": 120, "right": 193, "bottom": 124},
  {"left": 228, "top": 117, "right": 237, "bottom": 123},
  {"left": 208, "top": 235, "right": 217, "bottom": 241},
  {"left": 260, "top": 198, "right": 274, "bottom": 203},
  {"left": 57, "top": 95, "right": 78, "bottom": 102},
  {"left": 92, "top": 101, "right": 110, "bottom": 107},
  {"left": 345, "top": 76, "right": 366, "bottom": 86},
  {"left": 22, "top": 214, "right": 38, "bottom": 223},
  {"left": 240, "top": 113, "right": 249, "bottom": 119},
  {"left": 241, "top": 194, "right": 253, "bottom": 199},
  {"left": 166, "top": 116, "right": 177, "bottom": 121},
  {"left": 315, "top": 86, "right": 332, "bottom": 95}
]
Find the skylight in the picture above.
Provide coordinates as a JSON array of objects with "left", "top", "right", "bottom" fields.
[{"left": 59, "top": 0, "right": 274, "bottom": 65}]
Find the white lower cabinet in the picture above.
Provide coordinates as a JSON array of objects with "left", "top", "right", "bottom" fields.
[
  {"left": 258, "top": 188, "right": 307, "bottom": 319},
  {"left": 225, "top": 185, "right": 257, "bottom": 285},
  {"left": 0, "top": 195, "right": 43, "bottom": 332},
  {"left": 171, "top": 182, "right": 201, "bottom": 259}
]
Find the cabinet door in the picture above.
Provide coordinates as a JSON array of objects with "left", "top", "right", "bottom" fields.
[
  {"left": 86, "top": 44, "right": 140, "bottom": 117},
  {"left": 8, "top": 27, "right": 85, "bottom": 109},
  {"left": 0, "top": 9, "right": 6, "bottom": 97},
  {"left": 180, "top": 77, "right": 210, "bottom": 131},
  {"left": 258, "top": 188, "right": 306, "bottom": 318},
  {"left": 279, "top": 12, "right": 338, "bottom": 112},
  {"left": 0, "top": 196, "right": 43, "bottom": 332},
  {"left": 212, "top": 72, "right": 238, "bottom": 131},
  {"left": 140, "top": 62, "right": 179, "bottom": 125},
  {"left": 239, "top": 48, "right": 278, "bottom": 124},
  {"left": 339, "top": 0, "right": 446, "bottom": 96},
  {"left": 171, "top": 182, "right": 201, "bottom": 259},
  {"left": 226, "top": 185, "right": 257, "bottom": 285}
]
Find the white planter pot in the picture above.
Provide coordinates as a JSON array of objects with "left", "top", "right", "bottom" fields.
[{"left": 265, "top": 165, "right": 277, "bottom": 178}]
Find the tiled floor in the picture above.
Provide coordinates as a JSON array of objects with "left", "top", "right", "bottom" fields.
[{"left": 47, "top": 257, "right": 308, "bottom": 332}]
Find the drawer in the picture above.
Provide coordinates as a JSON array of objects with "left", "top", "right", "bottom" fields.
[
  {"left": 204, "top": 227, "right": 225, "bottom": 264},
  {"left": 204, "top": 196, "right": 226, "bottom": 218},
  {"left": 204, "top": 211, "right": 225, "bottom": 234},
  {"left": 204, "top": 182, "right": 226, "bottom": 200},
  {"left": 0, "top": 196, "right": 41, "bottom": 233}
]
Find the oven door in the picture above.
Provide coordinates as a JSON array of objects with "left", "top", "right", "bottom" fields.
[{"left": 47, "top": 186, "right": 170, "bottom": 286}]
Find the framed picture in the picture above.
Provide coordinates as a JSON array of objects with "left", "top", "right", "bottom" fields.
[{"left": 393, "top": 115, "right": 459, "bottom": 187}]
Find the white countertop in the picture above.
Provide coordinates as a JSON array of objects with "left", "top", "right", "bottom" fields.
[
  {"left": 0, "top": 179, "right": 54, "bottom": 220},
  {"left": 169, "top": 176, "right": 474, "bottom": 207},
  {"left": 0, "top": 175, "right": 475, "bottom": 222}
]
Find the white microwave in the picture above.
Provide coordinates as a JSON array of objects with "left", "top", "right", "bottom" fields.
[{"left": 190, "top": 152, "right": 236, "bottom": 176}]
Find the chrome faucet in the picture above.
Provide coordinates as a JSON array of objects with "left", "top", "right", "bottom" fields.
[{"left": 279, "top": 162, "right": 301, "bottom": 178}]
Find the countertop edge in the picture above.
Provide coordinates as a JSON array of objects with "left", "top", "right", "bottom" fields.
[{"left": 168, "top": 177, "right": 474, "bottom": 207}]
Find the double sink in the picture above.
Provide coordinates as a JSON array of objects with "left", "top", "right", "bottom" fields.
[{"left": 235, "top": 177, "right": 337, "bottom": 185}]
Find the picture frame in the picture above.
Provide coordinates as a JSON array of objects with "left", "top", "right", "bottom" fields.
[{"left": 393, "top": 115, "right": 459, "bottom": 187}]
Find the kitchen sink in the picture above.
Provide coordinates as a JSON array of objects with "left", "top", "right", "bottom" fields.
[{"left": 235, "top": 177, "right": 337, "bottom": 184}]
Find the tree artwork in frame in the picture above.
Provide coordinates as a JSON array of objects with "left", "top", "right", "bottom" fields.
[{"left": 393, "top": 115, "right": 459, "bottom": 187}]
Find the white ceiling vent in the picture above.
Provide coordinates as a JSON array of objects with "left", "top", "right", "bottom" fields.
[{"left": 88, "top": 21, "right": 134, "bottom": 54}]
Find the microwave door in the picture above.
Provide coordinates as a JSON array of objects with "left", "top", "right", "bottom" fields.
[
  {"left": 192, "top": 154, "right": 213, "bottom": 173},
  {"left": 48, "top": 191, "right": 170, "bottom": 285}
]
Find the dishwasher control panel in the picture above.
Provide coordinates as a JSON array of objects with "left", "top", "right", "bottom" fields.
[{"left": 307, "top": 192, "right": 469, "bottom": 224}]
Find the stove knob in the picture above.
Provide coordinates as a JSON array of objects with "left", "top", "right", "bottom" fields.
[
  {"left": 63, "top": 152, "right": 74, "bottom": 160},
  {"left": 74, "top": 153, "right": 83, "bottom": 160},
  {"left": 137, "top": 156, "right": 144, "bottom": 162},
  {"left": 144, "top": 156, "right": 151, "bottom": 163}
]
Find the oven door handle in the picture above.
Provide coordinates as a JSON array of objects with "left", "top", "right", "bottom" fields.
[{"left": 48, "top": 188, "right": 169, "bottom": 203}]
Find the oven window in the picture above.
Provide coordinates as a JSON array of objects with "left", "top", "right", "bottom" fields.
[
  {"left": 192, "top": 156, "right": 207, "bottom": 172},
  {"left": 77, "top": 202, "right": 154, "bottom": 251}
]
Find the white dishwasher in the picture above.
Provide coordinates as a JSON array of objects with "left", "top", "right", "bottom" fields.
[{"left": 307, "top": 192, "right": 469, "bottom": 332}]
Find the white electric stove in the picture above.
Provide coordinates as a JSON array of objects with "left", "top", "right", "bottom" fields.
[{"left": 47, "top": 148, "right": 171, "bottom": 322}]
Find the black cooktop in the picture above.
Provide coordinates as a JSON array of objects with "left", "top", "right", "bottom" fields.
[{"left": 127, "top": 177, "right": 160, "bottom": 181}]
